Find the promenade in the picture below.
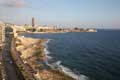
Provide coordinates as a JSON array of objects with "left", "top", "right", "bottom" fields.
[{"left": 1, "top": 26, "right": 24, "bottom": 80}]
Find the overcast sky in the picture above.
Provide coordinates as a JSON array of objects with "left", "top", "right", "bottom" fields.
[{"left": 0, "top": 0, "right": 120, "bottom": 28}]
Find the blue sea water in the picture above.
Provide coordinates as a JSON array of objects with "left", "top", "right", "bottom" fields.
[{"left": 21, "top": 30, "right": 120, "bottom": 80}]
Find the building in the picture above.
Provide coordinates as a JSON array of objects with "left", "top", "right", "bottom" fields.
[
  {"left": 0, "top": 21, "right": 5, "bottom": 47},
  {"left": 32, "top": 17, "right": 35, "bottom": 27},
  {"left": 0, "top": 26, "right": 2, "bottom": 46},
  {"left": 31, "top": 17, "right": 36, "bottom": 32}
]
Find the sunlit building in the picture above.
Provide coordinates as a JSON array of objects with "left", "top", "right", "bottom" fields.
[{"left": 0, "top": 21, "right": 5, "bottom": 47}]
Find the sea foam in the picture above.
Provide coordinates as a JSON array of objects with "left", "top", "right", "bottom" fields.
[
  {"left": 43, "top": 39, "right": 89, "bottom": 80},
  {"left": 43, "top": 39, "right": 53, "bottom": 60}
]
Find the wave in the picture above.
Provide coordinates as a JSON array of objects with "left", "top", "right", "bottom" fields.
[
  {"left": 43, "top": 39, "right": 89, "bottom": 80},
  {"left": 44, "top": 47, "right": 50, "bottom": 55},
  {"left": 59, "top": 64, "right": 89, "bottom": 80},
  {"left": 43, "top": 39, "right": 53, "bottom": 60}
]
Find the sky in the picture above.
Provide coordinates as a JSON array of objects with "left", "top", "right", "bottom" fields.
[{"left": 0, "top": 0, "right": 120, "bottom": 28}]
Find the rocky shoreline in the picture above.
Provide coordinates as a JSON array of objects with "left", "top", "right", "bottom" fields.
[{"left": 15, "top": 36, "right": 74, "bottom": 80}]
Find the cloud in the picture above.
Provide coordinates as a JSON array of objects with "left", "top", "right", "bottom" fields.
[{"left": 0, "top": 0, "right": 27, "bottom": 8}]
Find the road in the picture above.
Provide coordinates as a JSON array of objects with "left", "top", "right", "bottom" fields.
[{"left": 2, "top": 26, "right": 24, "bottom": 80}]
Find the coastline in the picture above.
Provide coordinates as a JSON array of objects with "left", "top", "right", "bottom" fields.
[
  {"left": 15, "top": 35, "right": 74, "bottom": 80},
  {"left": 43, "top": 39, "right": 89, "bottom": 80},
  {"left": 26, "top": 31, "right": 68, "bottom": 34}
]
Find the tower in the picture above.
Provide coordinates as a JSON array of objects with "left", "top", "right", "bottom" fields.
[{"left": 32, "top": 17, "right": 35, "bottom": 27}]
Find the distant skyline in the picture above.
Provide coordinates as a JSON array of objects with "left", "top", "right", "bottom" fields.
[{"left": 0, "top": 0, "right": 120, "bottom": 29}]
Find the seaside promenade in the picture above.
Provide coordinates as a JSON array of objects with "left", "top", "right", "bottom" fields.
[{"left": 1, "top": 26, "right": 25, "bottom": 80}]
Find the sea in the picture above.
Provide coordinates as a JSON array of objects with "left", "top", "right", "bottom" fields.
[{"left": 21, "top": 29, "right": 120, "bottom": 80}]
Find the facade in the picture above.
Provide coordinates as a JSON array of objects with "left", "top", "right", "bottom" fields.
[
  {"left": 0, "top": 26, "right": 2, "bottom": 45},
  {"left": 0, "top": 21, "right": 5, "bottom": 47}
]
